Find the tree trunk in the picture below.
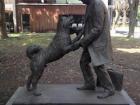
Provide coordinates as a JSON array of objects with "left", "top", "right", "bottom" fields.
[
  {"left": 122, "top": 9, "right": 127, "bottom": 26},
  {"left": 0, "top": 0, "right": 8, "bottom": 39},
  {"left": 122, "top": 0, "right": 129, "bottom": 26},
  {"left": 127, "top": 0, "right": 139, "bottom": 38},
  {"left": 113, "top": 9, "right": 120, "bottom": 28}
]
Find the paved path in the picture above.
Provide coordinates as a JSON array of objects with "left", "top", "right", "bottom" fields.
[{"left": 111, "top": 27, "right": 140, "bottom": 38}]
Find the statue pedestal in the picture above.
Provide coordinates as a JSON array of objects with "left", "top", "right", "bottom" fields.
[{"left": 6, "top": 84, "right": 135, "bottom": 105}]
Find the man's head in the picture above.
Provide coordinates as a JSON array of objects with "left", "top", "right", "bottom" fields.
[{"left": 79, "top": 0, "right": 91, "bottom": 5}]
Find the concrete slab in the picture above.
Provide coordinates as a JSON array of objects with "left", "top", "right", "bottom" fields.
[{"left": 6, "top": 84, "right": 136, "bottom": 105}]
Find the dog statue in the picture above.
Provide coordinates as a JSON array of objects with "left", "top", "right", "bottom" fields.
[{"left": 26, "top": 16, "right": 74, "bottom": 96}]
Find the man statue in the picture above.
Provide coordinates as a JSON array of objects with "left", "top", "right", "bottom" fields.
[{"left": 72, "top": 0, "right": 115, "bottom": 98}]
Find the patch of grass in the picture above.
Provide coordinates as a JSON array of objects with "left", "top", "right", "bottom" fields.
[
  {"left": 0, "top": 33, "right": 55, "bottom": 54},
  {"left": 1, "top": 33, "right": 140, "bottom": 55},
  {"left": 111, "top": 36, "right": 140, "bottom": 48}
]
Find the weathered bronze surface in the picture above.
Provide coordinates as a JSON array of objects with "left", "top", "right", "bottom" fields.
[
  {"left": 26, "top": 16, "right": 74, "bottom": 96},
  {"left": 72, "top": 0, "right": 115, "bottom": 99}
]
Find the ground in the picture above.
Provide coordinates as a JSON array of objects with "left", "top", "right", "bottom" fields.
[{"left": 0, "top": 33, "right": 140, "bottom": 105}]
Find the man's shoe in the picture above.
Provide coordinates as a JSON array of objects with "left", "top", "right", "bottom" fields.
[
  {"left": 97, "top": 90, "right": 115, "bottom": 99},
  {"left": 77, "top": 85, "right": 96, "bottom": 90}
]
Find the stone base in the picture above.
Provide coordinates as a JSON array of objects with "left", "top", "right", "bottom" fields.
[{"left": 6, "top": 84, "right": 135, "bottom": 105}]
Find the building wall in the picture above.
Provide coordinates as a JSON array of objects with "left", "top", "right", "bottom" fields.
[
  {"left": 16, "top": 0, "right": 81, "bottom": 4},
  {"left": 16, "top": 0, "right": 55, "bottom": 3},
  {"left": 16, "top": 4, "right": 86, "bottom": 32},
  {"left": 4, "top": 0, "right": 15, "bottom": 11},
  {"left": 4, "top": 0, "right": 14, "bottom": 4}
]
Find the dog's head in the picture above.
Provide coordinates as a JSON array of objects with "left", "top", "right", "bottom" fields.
[{"left": 59, "top": 16, "right": 74, "bottom": 28}]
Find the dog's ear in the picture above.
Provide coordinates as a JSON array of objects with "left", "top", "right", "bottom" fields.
[
  {"left": 62, "top": 16, "right": 67, "bottom": 21},
  {"left": 62, "top": 17, "right": 68, "bottom": 27}
]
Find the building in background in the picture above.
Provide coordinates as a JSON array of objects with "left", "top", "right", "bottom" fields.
[
  {"left": 4, "top": 0, "right": 112, "bottom": 33},
  {"left": 16, "top": 0, "right": 85, "bottom": 32}
]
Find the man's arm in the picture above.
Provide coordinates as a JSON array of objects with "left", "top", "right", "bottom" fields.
[{"left": 80, "top": 3, "right": 105, "bottom": 48}]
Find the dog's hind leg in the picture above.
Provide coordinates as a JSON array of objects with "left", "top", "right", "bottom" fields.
[
  {"left": 26, "top": 74, "right": 33, "bottom": 91},
  {"left": 31, "top": 61, "right": 45, "bottom": 96},
  {"left": 31, "top": 69, "right": 44, "bottom": 96},
  {"left": 26, "top": 61, "right": 35, "bottom": 91},
  {"left": 27, "top": 60, "right": 45, "bottom": 96}
]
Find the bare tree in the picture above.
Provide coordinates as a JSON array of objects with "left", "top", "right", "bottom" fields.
[
  {"left": 113, "top": 0, "right": 129, "bottom": 28},
  {"left": 127, "top": 0, "right": 139, "bottom": 38},
  {"left": 0, "top": 0, "right": 8, "bottom": 39}
]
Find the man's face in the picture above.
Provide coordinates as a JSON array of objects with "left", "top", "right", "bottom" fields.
[{"left": 80, "top": 0, "right": 90, "bottom": 5}]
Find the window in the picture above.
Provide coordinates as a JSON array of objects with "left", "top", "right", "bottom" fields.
[
  {"left": 5, "top": 12, "right": 14, "bottom": 32},
  {"left": 22, "top": 14, "right": 30, "bottom": 32}
]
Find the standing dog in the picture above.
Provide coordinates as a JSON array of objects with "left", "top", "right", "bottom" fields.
[{"left": 26, "top": 16, "right": 74, "bottom": 96}]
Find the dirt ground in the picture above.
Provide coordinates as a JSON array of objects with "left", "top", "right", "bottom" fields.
[{"left": 0, "top": 35, "right": 140, "bottom": 105}]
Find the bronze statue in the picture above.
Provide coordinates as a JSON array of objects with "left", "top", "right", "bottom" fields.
[
  {"left": 26, "top": 16, "right": 74, "bottom": 96},
  {"left": 26, "top": 0, "right": 120, "bottom": 99},
  {"left": 72, "top": 0, "right": 115, "bottom": 99}
]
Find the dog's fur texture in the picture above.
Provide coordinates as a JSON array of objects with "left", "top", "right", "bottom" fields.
[{"left": 26, "top": 16, "right": 74, "bottom": 95}]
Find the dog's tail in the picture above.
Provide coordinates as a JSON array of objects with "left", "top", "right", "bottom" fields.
[{"left": 26, "top": 45, "right": 42, "bottom": 59}]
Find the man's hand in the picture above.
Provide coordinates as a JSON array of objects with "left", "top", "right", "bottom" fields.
[
  {"left": 72, "top": 29, "right": 84, "bottom": 44},
  {"left": 72, "top": 37, "right": 79, "bottom": 44},
  {"left": 72, "top": 41, "right": 81, "bottom": 51}
]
